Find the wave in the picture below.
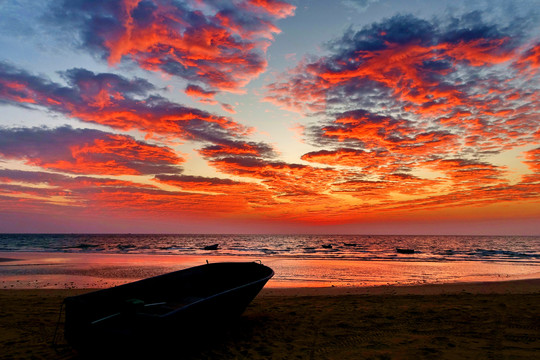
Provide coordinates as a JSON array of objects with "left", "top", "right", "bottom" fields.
[{"left": 0, "top": 234, "right": 538, "bottom": 263}]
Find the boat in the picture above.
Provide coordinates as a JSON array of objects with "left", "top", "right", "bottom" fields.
[
  {"left": 203, "top": 243, "right": 219, "bottom": 250},
  {"left": 396, "top": 248, "right": 415, "bottom": 254},
  {"left": 63, "top": 261, "right": 274, "bottom": 350}
]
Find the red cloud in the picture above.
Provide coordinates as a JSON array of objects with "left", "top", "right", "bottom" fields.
[
  {"left": 185, "top": 84, "right": 217, "bottom": 99},
  {"left": 199, "top": 141, "right": 273, "bottom": 158},
  {"left": 300, "top": 148, "right": 411, "bottom": 177},
  {"left": 265, "top": 16, "right": 539, "bottom": 159},
  {"left": 1, "top": 10, "right": 538, "bottom": 226},
  {"left": 0, "top": 169, "right": 274, "bottom": 219},
  {"left": 318, "top": 110, "right": 458, "bottom": 158},
  {"left": 49, "top": 134, "right": 183, "bottom": 175},
  {"left": 423, "top": 159, "right": 507, "bottom": 187},
  {"left": 523, "top": 148, "right": 540, "bottom": 171},
  {"left": 0, "top": 65, "right": 251, "bottom": 144},
  {"left": 521, "top": 147, "right": 540, "bottom": 184},
  {"left": 301, "top": 148, "right": 387, "bottom": 168},
  {"left": 220, "top": 103, "right": 236, "bottom": 114},
  {"left": 331, "top": 173, "right": 439, "bottom": 200},
  {"left": 264, "top": 15, "right": 538, "bottom": 220},
  {"left": 153, "top": 174, "right": 274, "bottom": 208},
  {"left": 208, "top": 156, "right": 341, "bottom": 196},
  {"left": 0, "top": 79, "right": 38, "bottom": 104},
  {"left": 271, "top": 37, "right": 519, "bottom": 116},
  {"left": 57, "top": 0, "right": 295, "bottom": 92},
  {"left": 246, "top": 0, "right": 296, "bottom": 18},
  {"left": 515, "top": 42, "right": 540, "bottom": 73},
  {"left": 0, "top": 127, "right": 184, "bottom": 176}
]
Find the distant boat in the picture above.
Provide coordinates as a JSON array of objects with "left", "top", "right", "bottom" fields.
[
  {"left": 64, "top": 262, "right": 274, "bottom": 350},
  {"left": 322, "top": 244, "right": 333, "bottom": 249},
  {"left": 203, "top": 244, "right": 219, "bottom": 250},
  {"left": 396, "top": 248, "right": 415, "bottom": 254}
]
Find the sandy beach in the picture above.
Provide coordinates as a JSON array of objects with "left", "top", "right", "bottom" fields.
[{"left": 1, "top": 279, "right": 539, "bottom": 359}]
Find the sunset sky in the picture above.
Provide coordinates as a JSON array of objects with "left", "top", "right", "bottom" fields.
[{"left": 0, "top": 0, "right": 538, "bottom": 234}]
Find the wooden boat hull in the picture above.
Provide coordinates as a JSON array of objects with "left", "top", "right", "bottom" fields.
[{"left": 64, "top": 261, "right": 274, "bottom": 349}]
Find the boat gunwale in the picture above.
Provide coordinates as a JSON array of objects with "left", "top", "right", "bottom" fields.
[{"left": 148, "top": 265, "right": 274, "bottom": 318}]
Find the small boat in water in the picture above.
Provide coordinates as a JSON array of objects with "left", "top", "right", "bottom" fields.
[
  {"left": 203, "top": 243, "right": 219, "bottom": 250},
  {"left": 396, "top": 248, "right": 415, "bottom": 254},
  {"left": 64, "top": 262, "right": 273, "bottom": 350}
]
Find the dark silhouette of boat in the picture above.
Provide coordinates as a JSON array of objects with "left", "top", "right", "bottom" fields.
[
  {"left": 203, "top": 243, "right": 219, "bottom": 250},
  {"left": 63, "top": 262, "right": 273, "bottom": 350},
  {"left": 322, "top": 244, "right": 333, "bottom": 249},
  {"left": 396, "top": 248, "right": 415, "bottom": 254}
]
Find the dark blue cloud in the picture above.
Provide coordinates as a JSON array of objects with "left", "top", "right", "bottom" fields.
[{"left": 62, "top": 68, "right": 155, "bottom": 96}]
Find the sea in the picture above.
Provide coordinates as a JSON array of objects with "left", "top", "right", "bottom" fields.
[
  {"left": 1, "top": 234, "right": 539, "bottom": 289},
  {"left": 0, "top": 234, "right": 538, "bottom": 262}
]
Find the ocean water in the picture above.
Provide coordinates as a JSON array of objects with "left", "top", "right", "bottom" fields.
[
  {"left": 1, "top": 234, "right": 539, "bottom": 289},
  {"left": 0, "top": 234, "right": 538, "bottom": 263}
]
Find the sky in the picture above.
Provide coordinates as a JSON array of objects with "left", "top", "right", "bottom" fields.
[{"left": 0, "top": 0, "right": 538, "bottom": 235}]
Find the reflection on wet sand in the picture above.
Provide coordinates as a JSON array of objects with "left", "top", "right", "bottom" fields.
[{"left": 1, "top": 252, "right": 539, "bottom": 289}]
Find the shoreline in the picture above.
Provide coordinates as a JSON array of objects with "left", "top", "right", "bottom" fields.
[
  {"left": 261, "top": 277, "right": 540, "bottom": 296},
  {"left": 1, "top": 251, "right": 539, "bottom": 290}
]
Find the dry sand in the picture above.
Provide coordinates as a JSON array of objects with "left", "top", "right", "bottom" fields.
[{"left": 0, "top": 279, "right": 539, "bottom": 359}]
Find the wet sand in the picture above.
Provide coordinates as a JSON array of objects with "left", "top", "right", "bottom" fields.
[
  {"left": 1, "top": 279, "right": 539, "bottom": 359},
  {"left": 2, "top": 251, "right": 539, "bottom": 289}
]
